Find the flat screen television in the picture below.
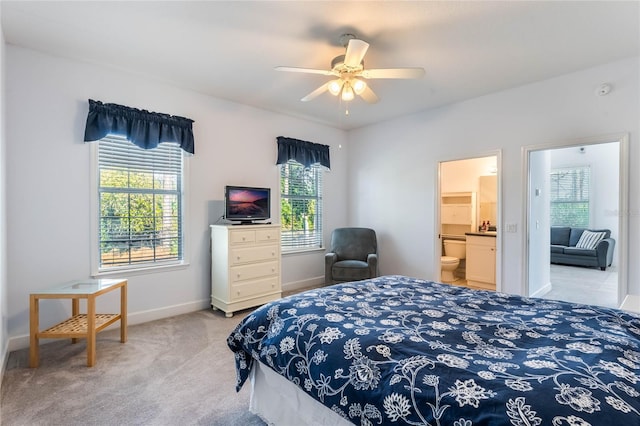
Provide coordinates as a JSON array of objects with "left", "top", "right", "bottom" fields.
[{"left": 224, "top": 185, "right": 271, "bottom": 225}]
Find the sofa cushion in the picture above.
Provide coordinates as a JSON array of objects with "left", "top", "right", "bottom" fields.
[
  {"left": 550, "top": 227, "right": 571, "bottom": 246},
  {"left": 568, "top": 228, "right": 586, "bottom": 247},
  {"left": 576, "top": 230, "right": 606, "bottom": 249},
  {"left": 563, "top": 246, "right": 598, "bottom": 257},
  {"left": 550, "top": 245, "right": 565, "bottom": 254}
]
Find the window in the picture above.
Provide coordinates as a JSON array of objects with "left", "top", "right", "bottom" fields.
[
  {"left": 550, "top": 166, "right": 590, "bottom": 227},
  {"left": 96, "top": 136, "right": 184, "bottom": 271},
  {"left": 280, "top": 160, "right": 323, "bottom": 251}
]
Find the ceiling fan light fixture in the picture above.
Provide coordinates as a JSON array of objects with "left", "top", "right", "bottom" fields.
[
  {"left": 352, "top": 79, "right": 367, "bottom": 95},
  {"left": 328, "top": 79, "right": 343, "bottom": 96},
  {"left": 276, "top": 34, "right": 424, "bottom": 106},
  {"left": 341, "top": 82, "right": 355, "bottom": 101}
]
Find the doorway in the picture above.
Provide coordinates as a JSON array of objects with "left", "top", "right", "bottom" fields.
[
  {"left": 524, "top": 134, "right": 628, "bottom": 308},
  {"left": 438, "top": 154, "right": 501, "bottom": 291}
]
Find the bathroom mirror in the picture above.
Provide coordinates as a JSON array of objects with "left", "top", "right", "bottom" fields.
[{"left": 478, "top": 175, "right": 497, "bottom": 227}]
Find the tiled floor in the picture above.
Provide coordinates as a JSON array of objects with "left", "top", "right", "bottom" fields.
[{"left": 540, "top": 264, "right": 618, "bottom": 308}]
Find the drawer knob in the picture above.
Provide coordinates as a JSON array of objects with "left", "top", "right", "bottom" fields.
[
  {"left": 237, "top": 256, "right": 241, "bottom": 261},
  {"left": 237, "top": 273, "right": 241, "bottom": 279},
  {"left": 242, "top": 237, "right": 246, "bottom": 241},
  {"left": 267, "top": 235, "right": 271, "bottom": 239}
]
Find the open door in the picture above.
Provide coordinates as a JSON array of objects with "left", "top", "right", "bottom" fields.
[
  {"left": 437, "top": 154, "right": 501, "bottom": 291},
  {"left": 525, "top": 135, "right": 628, "bottom": 308}
]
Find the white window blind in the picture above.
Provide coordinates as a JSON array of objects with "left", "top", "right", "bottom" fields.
[
  {"left": 98, "top": 136, "right": 183, "bottom": 269},
  {"left": 550, "top": 166, "right": 590, "bottom": 227},
  {"left": 280, "top": 160, "right": 323, "bottom": 251}
]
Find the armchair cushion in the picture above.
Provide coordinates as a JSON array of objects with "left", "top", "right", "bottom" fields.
[{"left": 331, "top": 260, "right": 371, "bottom": 282}]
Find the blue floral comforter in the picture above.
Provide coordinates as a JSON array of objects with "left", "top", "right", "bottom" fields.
[{"left": 227, "top": 275, "right": 640, "bottom": 425}]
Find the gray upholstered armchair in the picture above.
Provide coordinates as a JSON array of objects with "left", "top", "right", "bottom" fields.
[{"left": 325, "top": 227, "right": 378, "bottom": 285}]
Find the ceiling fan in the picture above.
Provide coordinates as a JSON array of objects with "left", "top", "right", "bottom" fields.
[{"left": 275, "top": 34, "right": 425, "bottom": 104}]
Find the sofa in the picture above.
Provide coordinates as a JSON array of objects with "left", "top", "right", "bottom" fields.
[{"left": 550, "top": 226, "right": 615, "bottom": 271}]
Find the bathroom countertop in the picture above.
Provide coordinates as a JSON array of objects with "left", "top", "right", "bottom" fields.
[{"left": 465, "top": 231, "right": 497, "bottom": 237}]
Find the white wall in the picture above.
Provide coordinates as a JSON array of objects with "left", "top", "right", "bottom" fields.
[
  {"left": 348, "top": 56, "right": 639, "bottom": 297},
  {"left": 528, "top": 150, "right": 551, "bottom": 297},
  {"left": 4, "top": 46, "right": 348, "bottom": 349}
]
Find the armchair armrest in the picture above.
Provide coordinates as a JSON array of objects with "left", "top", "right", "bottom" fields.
[
  {"left": 325, "top": 252, "right": 338, "bottom": 285},
  {"left": 367, "top": 253, "right": 379, "bottom": 278}
]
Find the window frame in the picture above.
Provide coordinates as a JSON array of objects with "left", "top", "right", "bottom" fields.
[
  {"left": 90, "top": 136, "right": 190, "bottom": 277},
  {"left": 279, "top": 160, "right": 324, "bottom": 253}
]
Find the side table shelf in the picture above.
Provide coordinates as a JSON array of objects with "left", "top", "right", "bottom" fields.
[
  {"left": 30, "top": 278, "right": 127, "bottom": 367},
  {"left": 40, "top": 314, "right": 121, "bottom": 337}
]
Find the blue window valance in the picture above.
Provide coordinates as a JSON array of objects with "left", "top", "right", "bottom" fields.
[
  {"left": 276, "top": 136, "right": 330, "bottom": 169},
  {"left": 84, "top": 99, "right": 195, "bottom": 154}
]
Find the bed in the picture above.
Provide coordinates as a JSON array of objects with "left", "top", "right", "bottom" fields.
[{"left": 227, "top": 275, "right": 640, "bottom": 425}]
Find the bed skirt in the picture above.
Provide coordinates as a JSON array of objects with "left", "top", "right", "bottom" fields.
[{"left": 250, "top": 361, "right": 352, "bottom": 426}]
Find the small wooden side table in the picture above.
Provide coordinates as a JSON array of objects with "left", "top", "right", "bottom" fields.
[{"left": 29, "top": 278, "right": 127, "bottom": 367}]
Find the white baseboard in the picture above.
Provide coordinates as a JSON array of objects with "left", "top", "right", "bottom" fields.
[
  {"left": 529, "top": 282, "right": 552, "bottom": 299},
  {"left": 7, "top": 299, "right": 210, "bottom": 352},
  {"left": 620, "top": 294, "right": 640, "bottom": 313},
  {"left": 282, "top": 276, "right": 325, "bottom": 293},
  {"left": 0, "top": 337, "right": 8, "bottom": 392}
]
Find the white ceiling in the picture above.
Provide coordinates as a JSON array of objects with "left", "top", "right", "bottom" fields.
[{"left": 2, "top": 1, "right": 639, "bottom": 130}]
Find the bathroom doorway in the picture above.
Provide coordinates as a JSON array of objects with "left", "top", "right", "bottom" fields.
[
  {"left": 437, "top": 154, "right": 501, "bottom": 291},
  {"left": 524, "top": 134, "right": 628, "bottom": 308}
]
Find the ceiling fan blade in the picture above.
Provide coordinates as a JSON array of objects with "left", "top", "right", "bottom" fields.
[
  {"left": 344, "top": 39, "right": 369, "bottom": 68},
  {"left": 359, "top": 86, "right": 379, "bottom": 104},
  {"left": 361, "top": 67, "right": 425, "bottom": 79},
  {"left": 275, "top": 66, "right": 336, "bottom": 76},
  {"left": 301, "top": 83, "right": 329, "bottom": 102}
]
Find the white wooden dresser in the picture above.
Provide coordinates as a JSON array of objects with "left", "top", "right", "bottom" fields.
[{"left": 210, "top": 224, "right": 281, "bottom": 317}]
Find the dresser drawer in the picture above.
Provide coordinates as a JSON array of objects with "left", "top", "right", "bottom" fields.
[
  {"left": 230, "top": 261, "right": 279, "bottom": 283},
  {"left": 230, "top": 230, "right": 256, "bottom": 245},
  {"left": 230, "top": 245, "right": 279, "bottom": 265},
  {"left": 256, "top": 228, "right": 279, "bottom": 243},
  {"left": 230, "top": 276, "right": 280, "bottom": 301}
]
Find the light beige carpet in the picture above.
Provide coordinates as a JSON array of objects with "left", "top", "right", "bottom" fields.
[{"left": 1, "top": 309, "right": 266, "bottom": 425}]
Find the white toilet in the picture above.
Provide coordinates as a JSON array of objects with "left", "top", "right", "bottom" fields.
[{"left": 441, "top": 239, "right": 466, "bottom": 283}]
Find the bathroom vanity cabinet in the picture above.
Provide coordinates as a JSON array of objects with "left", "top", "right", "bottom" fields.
[{"left": 465, "top": 233, "right": 496, "bottom": 291}]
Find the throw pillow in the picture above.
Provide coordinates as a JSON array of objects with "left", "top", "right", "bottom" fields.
[{"left": 575, "top": 230, "right": 606, "bottom": 250}]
